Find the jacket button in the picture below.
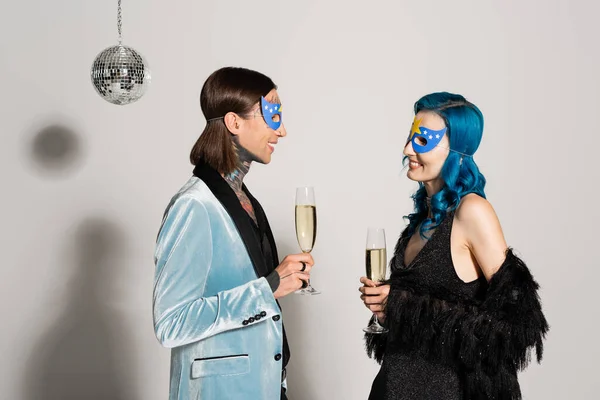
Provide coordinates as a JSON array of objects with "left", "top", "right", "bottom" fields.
[
  {"left": 274, "top": 353, "right": 282, "bottom": 361},
  {"left": 242, "top": 320, "right": 249, "bottom": 326},
  {"left": 255, "top": 314, "right": 262, "bottom": 320},
  {"left": 272, "top": 315, "right": 280, "bottom": 322},
  {"left": 248, "top": 317, "right": 255, "bottom": 323},
  {"left": 260, "top": 311, "right": 267, "bottom": 317}
]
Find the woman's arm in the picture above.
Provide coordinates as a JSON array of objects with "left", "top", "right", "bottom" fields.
[
  {"left": 455, "top": 194, "right": 508, "bottom": 281},
  {"left": 152, "top": 196, "right": 281, "bottom": 348}
]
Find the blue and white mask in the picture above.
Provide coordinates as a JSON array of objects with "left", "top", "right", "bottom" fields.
[{"left": 261, "top": 96, "right": 282, "bottom": 130}]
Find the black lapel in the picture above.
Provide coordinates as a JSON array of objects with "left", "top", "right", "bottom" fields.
[
  {"left": 244, "top": 185, "right": 290, "bottom": 367},
  {"left": 244, "top": 185, "right": 279, "bottom": 268},
  {"left": 192, "top": 161, "right": 269, "bottom": 279}
]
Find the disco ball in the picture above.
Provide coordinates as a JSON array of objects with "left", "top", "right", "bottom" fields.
[{"left": 90, "top": 45, "right": 151, "bottom": 105}]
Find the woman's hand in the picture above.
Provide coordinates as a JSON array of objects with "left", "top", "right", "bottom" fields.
[
  {"left": 359, "top": 277, "right": 390, "bottom": 322},
  {"left": 273, "top": 253, "right": 314, "bottom": 299}
]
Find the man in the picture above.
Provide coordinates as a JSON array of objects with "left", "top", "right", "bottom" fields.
[{"left": 153, "top": 67, "right": 313, "bottom": 399}]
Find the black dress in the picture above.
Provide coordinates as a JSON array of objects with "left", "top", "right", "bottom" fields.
[
  {"left": 365, "top": 209, "right": 548, "bottom": 400},
  {"left": 369, "top": 211, "right": 487, "bottom": 400}
]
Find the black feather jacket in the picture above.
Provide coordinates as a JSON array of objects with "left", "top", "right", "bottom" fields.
[{"left": 365, "top": 249, "right": 549, "bottom": 399}]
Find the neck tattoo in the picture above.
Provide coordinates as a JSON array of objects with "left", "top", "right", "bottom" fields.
[{"left": 224, "top": 143, "right": 257, "bottom": 224}]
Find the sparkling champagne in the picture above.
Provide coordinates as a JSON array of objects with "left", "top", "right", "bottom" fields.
[
  {"left": 366, "top": 248, "right": 387, "bottom": 282},
  {"left": 295, "top": 205, "right": 316, "bottom": 253}
]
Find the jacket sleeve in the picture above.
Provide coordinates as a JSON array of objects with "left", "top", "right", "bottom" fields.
[
  {"left": 441, "top": 250, "right": 548, "bottom": 372},
  {"left": 153, "top": 196, "right": 281, "bottom": 348}
]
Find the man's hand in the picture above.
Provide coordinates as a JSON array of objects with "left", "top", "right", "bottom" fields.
[{"left": 273, "top": 253, "right": 314, "bottom": 299}]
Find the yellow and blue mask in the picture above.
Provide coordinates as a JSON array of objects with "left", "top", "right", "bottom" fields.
[{"left": 407, "top": 117, "right": 447, "bottom": 153}]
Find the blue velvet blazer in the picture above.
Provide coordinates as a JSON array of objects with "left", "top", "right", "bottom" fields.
[{"left": 153, "top": 162, "right": 288, "bottom": 399}]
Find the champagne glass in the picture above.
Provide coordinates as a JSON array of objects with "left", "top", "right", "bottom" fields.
[
  {"left": 294, "top": 187, "right": 320, "bottom": 295},
  {"left": 363, "top": 227, "right": 388, "bottom": 334}
]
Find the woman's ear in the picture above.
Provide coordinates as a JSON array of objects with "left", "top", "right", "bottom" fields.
[{"left": 224, "top": 112, "right": 241, "bottom": 135}]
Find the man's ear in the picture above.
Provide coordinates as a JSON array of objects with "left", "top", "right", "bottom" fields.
[{"left": 224, "top": 112, "right": 241, "bottom": 135}]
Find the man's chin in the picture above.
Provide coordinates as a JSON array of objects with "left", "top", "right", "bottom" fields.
[
  {"left": 255, "top": 152, "right": 272, "bottom": 165},
  {"left": 240, "top": 149, "right": 269, "bottom": 165},
  {"left": 250, "top": 157, "right": 270, "bottom": 166}
]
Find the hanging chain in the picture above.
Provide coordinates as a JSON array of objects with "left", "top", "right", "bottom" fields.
[{"left": 117, "top": 0, "right": 123, "bottom": 44}]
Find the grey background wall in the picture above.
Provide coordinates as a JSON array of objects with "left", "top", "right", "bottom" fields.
[{"left": 1, "top": 0, "right": 597, "bottom": 398}]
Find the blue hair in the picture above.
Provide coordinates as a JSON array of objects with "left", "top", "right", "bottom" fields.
[{"left": 404, "top": 92, "right": 487, "bottom": 239}]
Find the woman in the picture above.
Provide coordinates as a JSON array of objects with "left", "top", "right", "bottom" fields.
[
  {"left": 153, "top": 67, "right": 313, "bottom": 400},
  {"left": 359, "top": 92, "right": 548, "bottom": 399}
]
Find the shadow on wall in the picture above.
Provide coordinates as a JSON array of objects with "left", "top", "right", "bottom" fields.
[
  {"left": 276, "top": 239, "right": 319, "bottom": 400},
  {"left": 27, "top": 120, "right": 84, "bottom": 178},
  {"left": 22, "top": 217, "right": 136, "bottom": 400}
]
